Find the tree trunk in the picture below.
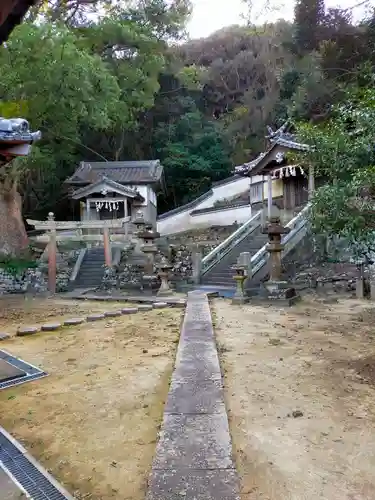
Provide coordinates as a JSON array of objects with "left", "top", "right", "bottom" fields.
[{"left": 0, "top": 183, "right": 28, "bottom": 256}]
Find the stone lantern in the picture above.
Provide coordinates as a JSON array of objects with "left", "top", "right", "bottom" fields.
[
  {"left": 231, "top": 262, "right": 247, "bottom": 304},
  {"left": 260, "top": 215, "right": 300, "bottom": 305},
  {"left": 136, "top": 214, "right": 160, "bottom": 294},
  {"left": 157, "top": 256, "right": 174, "bottom": 296}
]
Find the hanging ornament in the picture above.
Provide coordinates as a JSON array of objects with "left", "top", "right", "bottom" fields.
[{"left": 275, "top": 152, "right": 284, "bottom": 164}]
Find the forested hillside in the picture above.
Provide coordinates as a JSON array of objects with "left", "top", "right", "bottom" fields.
[{"left": 1, "top": 0, "right": 375, "bottom": 220}]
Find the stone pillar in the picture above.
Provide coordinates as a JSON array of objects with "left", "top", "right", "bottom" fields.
[
  {"left": 232, "top": 265, "right": 247, "bottom": 304},
  {"left": 47, "top": 212, "right": 57, "bottom": 295},
  {"left": 238, "top": 252, "right": 252, "bottom": 278},
  {"left": 86, "top": 199, "right": 90, "bottom": 220},
  {"left": 261, "top": 175, "right": 266, "bottom": 225},
  {"left": 369, "top": 263, "right": 375, "bottom": 301},
  {"left": 103, "top": 227, "right": 111, "bottom": 266},
  {"left": 192, "top": 247, "right": 202, "bottom": 284},
  {"left": 248, "top": 177, "right": 252, "bottom": 216},
  {"left": 308, "top": 165, "right": 315, "bottom": 200},
  {"left": 267, "top": 174, "right": 273, "bottom": 221}
]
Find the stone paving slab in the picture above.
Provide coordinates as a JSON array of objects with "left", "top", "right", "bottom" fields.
[
  {"left": 16, "top": 326, "right": 39, "bottom": 337},
  {"left": 153, "top": 413, "right": 233, "bottom": 469},
  {"left": 147, "top": 469, "right": 240, "bottom": 500},
  {"left": 63, "top": 318, "right": 85, "bottom": 326},
  {"left": 121, "top": 307, "right": 138, "bottom": 314},
  {"left": 41, "top": 323, "right": 62, "bottom": 332},
  {"left": 138, "top": 304, "right": 153, "bottom": 311},
  {"left": 180, "top": 321, "right": 214, "bottom": 341},
  {"left": 104, "top": 310, "right": 122, "bottom": 317},
  {"left": 147, "top": 292, "right": 239, "bottom": 499},
  {"left": 86, "top": 313, "right": 105, "bottom": 322},
  {"left": 153, "top": 302, "right": 168, "bottom": 309},
  {"left": 174, "top": 341, "right": 222, "bottom": 381},
  {"left": 166, "top": 378, "right": 225, "bottom": 415}
]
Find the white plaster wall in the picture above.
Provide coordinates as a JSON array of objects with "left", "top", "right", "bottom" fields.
[
  {"left": 148, "top": 186, "right": 157, "bottom": 205},
  {"left": 158, "top": 210, "right": 192, "bottom": 235},
  {"left": 126, "top": 184, "right": 148, "bottom": 206},
  {"left": 157, "top": 175, "right": 263, "bottom": 235},
  {"left": 159, "top": 205, "right": 253, "bottom": 235}
]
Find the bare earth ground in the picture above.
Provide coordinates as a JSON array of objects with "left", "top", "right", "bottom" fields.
[
  {"left": 214, "top": 296, "right": 375, "bottom": 500},
  {"left": 0, "top": 300, "right": 183, "bottom": 500},
  {"left": 0, "top": 297, "right": 137, "bottom": 335}
]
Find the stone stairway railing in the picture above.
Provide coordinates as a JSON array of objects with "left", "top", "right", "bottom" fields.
[
  {"left": 250, "top": 204, "right": 310, "bottom": 278},
  {"left": 201, "top": 210, "right": 262, "bottom": 276}
]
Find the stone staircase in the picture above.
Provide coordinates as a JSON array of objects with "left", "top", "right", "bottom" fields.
[
  {"left": 201, "top": 228, "right": 268, "bottom": 287},
  {"left": 199, "top": 206, "right": 310, "bottom": 291},
  {"left": 73, "top": 247, "right": 106, "bottom": 289}
]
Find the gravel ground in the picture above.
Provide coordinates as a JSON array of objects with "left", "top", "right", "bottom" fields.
[{"left": 214, "top": 295, "right": 375, "bottom": 500}]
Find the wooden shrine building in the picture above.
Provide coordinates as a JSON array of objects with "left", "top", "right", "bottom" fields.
[
  {"left": 235, "top": 123, "right": 314, "bottom": 220},
  {"left": 65, "top": 160, "right": 164, "bottom": 227}
]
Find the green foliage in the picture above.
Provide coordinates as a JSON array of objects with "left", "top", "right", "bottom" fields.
[
  {"left": 0, "top": 257, "right": 37, "bottom": 275},
  {"left": 293, "top": 0, "right": 325, "bottom": 53},
  {"left": 153, "top": 104, "right": 232, "bottom": 208},
  {"left": 296, "top": 85, "right": 375, "bottom": 257}
]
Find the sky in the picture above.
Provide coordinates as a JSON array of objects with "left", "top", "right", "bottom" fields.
[{"left": 187, "top": 0, "right": 374, "bottom": 39}]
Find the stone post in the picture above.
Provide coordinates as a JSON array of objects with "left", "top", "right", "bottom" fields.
[
  {"left": 47, "top": 212, "right": 56, "bottom": 295},
  {"left": 308, "top": 165, "right": 315, "bottom": 200},
  {"left": 103, "top": 227, "right": 111, "bottom": 266},
  {"left": 192, "top": 246, "right": 202, "bottom": 284},
  {"left": 356, "top": 261, "right": 365, "bottom": 299},
  {"left": 267, "top": 173, "right": 273, "bottom": 221},
  {"left": 232, "top": 264, "right": 247, "bottom": 304},
  {"left": 238, "top": 252, "right": 251, "bottom": 278},
  {"left": 369, "top": 263, "right": 375, "bottom": 301}
]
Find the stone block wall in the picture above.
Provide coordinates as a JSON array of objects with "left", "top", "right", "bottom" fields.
[{"left": 0, "top": 267, "right": 47, "bottom": 295}]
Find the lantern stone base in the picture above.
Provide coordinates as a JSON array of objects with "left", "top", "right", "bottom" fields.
[
  {"left": 141, "top": 275, "right": 160, "bottom": 295},
  {"left": 256, "top": 280, "right": 301, "bottom": 306},
  {"left": 157, "top": 286, "right": 174, "bottom": 297},
  {"left": 232, "top": 295, "right": 249, "bottom": 305}
]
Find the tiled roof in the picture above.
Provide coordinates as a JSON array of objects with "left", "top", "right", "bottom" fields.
[
  {"left": 66, "top": 160, "right": 163, "bottom": 185},
  {"left": 70, "top": 176, "right": 145, "bottom": 201},
  {"left": 0, "top": 0, "right": 37, "bottom": 44},
  {"left": 234, "top": 132, "right": 310, "bottom": 177}
]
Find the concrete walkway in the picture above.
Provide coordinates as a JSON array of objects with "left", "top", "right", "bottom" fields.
[{"left": 146, "top": 291, "right": 240, "bottom": 499}]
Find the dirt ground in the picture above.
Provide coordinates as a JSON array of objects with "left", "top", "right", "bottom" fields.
[
  {"left": 0, "top": 302, "right": 183, "bottom": 500},
  {"left": 214, "top": 295, "right": 375, "bottom": 500},
  {"left": 0, "top": 297, "right": 138, "bottom": 335}
]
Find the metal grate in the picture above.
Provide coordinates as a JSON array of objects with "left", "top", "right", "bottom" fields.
[
  {"left": 0, "top": 350, "right": 47, "bottom": 390},
  {"left": 0, "top": 432, "right": 72, "bottom": 499}
]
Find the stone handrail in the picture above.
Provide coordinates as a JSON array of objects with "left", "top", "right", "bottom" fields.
[
  {"left": 201, "top": 210, "right": 262, "bottom": 276},
  {"left": 70, "top": 248, "right": 86, "bottom": 282},
  {"left": 250, "top": 204, "right": 310, "bottom": 277}
]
